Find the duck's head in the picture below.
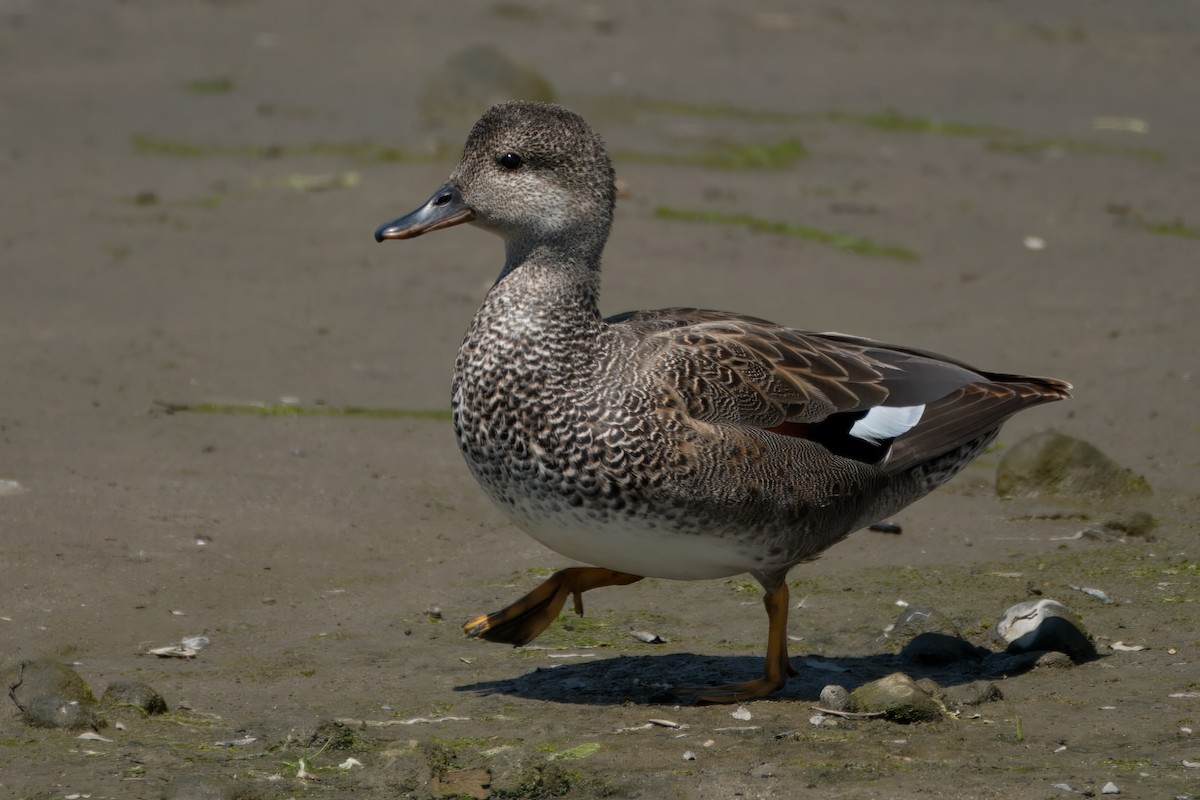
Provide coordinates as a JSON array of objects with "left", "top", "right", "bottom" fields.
[{"left": 375, "top": 101, "right": 616, "bottom": 269}]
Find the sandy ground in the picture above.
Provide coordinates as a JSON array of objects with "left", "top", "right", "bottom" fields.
[{"left": 1, "top": 1, "right": 1199, "bottom": 798}]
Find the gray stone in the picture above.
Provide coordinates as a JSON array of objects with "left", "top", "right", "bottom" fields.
[
  {"left": 5, "top": 658, "right": 105, "bottom": 730},
  {"left": 942, "top": 680, "right": 1004, "bottom": 709},
  {"left": 1034, "top": 650, "right": 1076, "bottom": 670},
  {"left": 995, "top": 431, "right": 1151, "bottom": 501},
  {"left": 890, "top": 606, "right": 962, "bottom": 643},
  {"left": 848, "top": 672, "right": 943, "bottom": 723},
  {"left": 102, "top": 679, "right": 168, "bottom": 715},
  {"left": 819, "top": 684, "right": 850, "bottom": 711},
  {"left": 992, "top": 599, "right": 1095, "bottom": 662}
]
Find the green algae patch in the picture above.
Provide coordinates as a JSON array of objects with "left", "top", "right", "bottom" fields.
[
  {"left": 617, "top": 138, "right": 806, "bottom": 170},
  {"left": 653, "top": 206, "right": 919, "bottom": 262},
  {"left": 631, "top": 98, "right": 1010, "bottom": 138},
  {"left": 824, "top": 110, "right": 1013, "bottom": 138},
  {"left": 548, "top": 742, "right": 601, "bottom": 761},
  {"left": 985, "top": 138, "right": 1164, "bottom": 161},
  {"left": 183, "top": 76, "right": 234, "bottom": 95},
  {"left": 155, "top": 400, "right": 451, "bottom": 421},
  {"left": 631, "top": 98, "right": 808, "bottom": 124},
  {"left": 1140, "top": 218, "right": 1200, "bottom": 240},
  {"left": 131, "top": 135, "right": 445, "bottom": 164}
]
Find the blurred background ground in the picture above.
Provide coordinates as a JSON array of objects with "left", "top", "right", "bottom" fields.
[{"left": 1, "top": 2, "right": 1198, "bottom": 798}]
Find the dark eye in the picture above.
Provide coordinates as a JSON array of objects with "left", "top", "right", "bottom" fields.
[{"left": 498, "top": 152, "right": 524, "bottom": 170}]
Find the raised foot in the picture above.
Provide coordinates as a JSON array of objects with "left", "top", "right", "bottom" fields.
[{"left": 462, "top": 567, "right": 643, "bottom": 647}]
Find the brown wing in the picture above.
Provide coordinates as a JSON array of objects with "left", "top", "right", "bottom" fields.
[{"left": 608, "top": 308, "right": 1071, "bottom": 472}]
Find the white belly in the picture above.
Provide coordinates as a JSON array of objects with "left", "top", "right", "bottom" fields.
[{"left": 508, "top": 505, "right": 755, "bottom": 581}]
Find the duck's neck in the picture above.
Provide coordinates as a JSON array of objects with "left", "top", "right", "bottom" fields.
[
  {"left": 498, "top": 222, "right": 607, "bottom": 283},
  {"left": 483, "top": 253, "right": 603, "bottom": 339},
  {"left": 479, "top": 225, "right": 608, "bottom": 337}
]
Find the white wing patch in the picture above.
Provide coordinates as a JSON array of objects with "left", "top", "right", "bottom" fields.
[{"left": 849, "top": 404, "right": 925, "bottom": 444}]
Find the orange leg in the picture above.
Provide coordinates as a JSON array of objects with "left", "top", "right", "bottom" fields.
[
  {"left": 463, "top": 567, "right": 644, "bottom": 646},
  {"left": 674, "top": 582, "right": 797, "bottom": 704}
]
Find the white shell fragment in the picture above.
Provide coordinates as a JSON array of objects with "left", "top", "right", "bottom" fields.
[
  {"left": 215, "top": 736, "right": 258, "bottom": 747},
  {"left": 0, "top": 479, "right": 26, "bottom": 496},
  {"left": 682, "top": 750, "right": 697, "bottom": 761},
  {"left": 1069, "top": 584, "right": 1112, "bottom": 604},
  {"left": 730, "top": 706, "right": 753, "bottom": 721},
  {"left": 630, "top": 630, "right": 668, "bottom": 644},
  {"left": 648, "top": 719, "right": 683, "bottom": 729},
  {"left": 1109, "top": 642, "right": 1146, "bottom": 652},
  {"left": 148, "top": 645, "right": 199, "bottom": 658},
  {"left": 77, "top": 732, "right": 113, "bottom": 742},
  {"left": 339, "top": 757, "right": 364, "bottom": 770},
  {"left": 1101, "top": 781, "right": 1119, "bottom": 794},
  {"left": 333, "top": 716, "right": 470, "bottom": 727},
  {"left": 1023, "top": 236, "right": 1047, "bottom": 251}
]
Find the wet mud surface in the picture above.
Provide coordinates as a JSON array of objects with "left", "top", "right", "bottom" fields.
[{"left": 1, "top": 2, "right": 1198, "bottom": 797}]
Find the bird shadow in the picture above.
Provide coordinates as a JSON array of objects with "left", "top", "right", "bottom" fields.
[{"left": 455, "top": 648, "right": 1025, "bottom": 706}]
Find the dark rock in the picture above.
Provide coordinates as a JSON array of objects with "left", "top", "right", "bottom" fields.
[
  {"left": 982, "top": 650, "right": 1044, "bottom": 677},
  {"left": 102, "top": 679, "right": 168, "bottom": 715},
  {"left": 1103, "top": 510, "right": 1158, "bottom": 538},
  {"left": 995, "top": 431, "right": 1151, "bottom": 501},
  {"left": 848, "top": 672, "right": 943, "bottom": 723},
  {"left": 900, "top": 632, "right": 986, "bottom": 666},
  {"left": 5, "top": 658, "right": 105, "bottom": 730}
]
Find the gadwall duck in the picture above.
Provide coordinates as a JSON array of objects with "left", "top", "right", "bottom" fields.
[{"left": 375, "top": 101, "right": 1070, "bottom": 702}]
